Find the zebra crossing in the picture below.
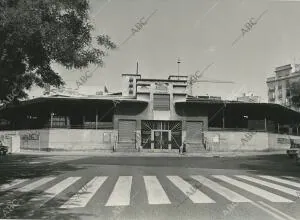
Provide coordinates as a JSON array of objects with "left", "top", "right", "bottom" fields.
[{"left": 1, "top": 174, "right": 300, "bottom": 209}]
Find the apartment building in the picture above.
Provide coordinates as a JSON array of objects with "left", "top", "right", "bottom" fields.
[{"left": 266, "top": 64, "right": 300, "bottom": 110}]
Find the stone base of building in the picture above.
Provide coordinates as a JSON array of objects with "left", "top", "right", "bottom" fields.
[{"left": 0, "top": 129, "right": 296, "bottom": 153}]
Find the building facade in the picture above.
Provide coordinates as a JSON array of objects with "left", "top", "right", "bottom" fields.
[
  {"left": 1, "top": 73, "right": 300, "bottom": 153},
  {"left": 267, "top": 64, "right": 300, "bottom": 110},
  {"left": 237, "top": 93, "right": 261, "bottom": 103}
]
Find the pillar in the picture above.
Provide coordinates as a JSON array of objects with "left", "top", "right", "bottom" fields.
[
  {"left": 95, "top": 108, "right": 98, "bottom": 130},
  {"left": 264, "top": 117, "right": 267, "bottom": 132},
  {"left": 222, "top": 108, "right": 225, "bottom": 129},
  {"left": 83, "top": 115, "right": 85, "bottom": 129},
  {"left": 50, "top": 113, "right": 53, "bottom": 128}
]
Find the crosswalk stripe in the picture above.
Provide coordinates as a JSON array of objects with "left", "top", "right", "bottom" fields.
[
  {"left": 144, "top": 176, "right": 171, "bottom": 204},
  {"left": 0, "top": 179, "right": 28, "bottom": 191},
  {"left": 105, "top": 176, "right": 132, "bottom": 206},
  {"left": 259, "top": 175, "right": 300, "bottom": 188},
  {"left": 259, "top": 201, "right": 297, "bottom": 220},
  {"left": 30, "top": 177, "right": 81, "bottom": 206},
  {"left": 250, "top": 201, "right": 287, "bottom": 220},
  {"left": 60, "top": 176, "right": 107, "bottom": 209},
  {"left": 17, "top": 177, "right": 56, "bottom": 192},
  {"left": 236, "top": 175, "right": 299, "bottom": 197},
  {"left": 191, "top": 175, "right": 251, "bottom": 202},
  {"left": 213, "top": 175, "right": 292, "bottom": 203},
  {"left": 282, "top": 176, "right": 297, "bottom": 180},
  {"left": 167, "top": 176, "right": 215, "bottom": 203}
]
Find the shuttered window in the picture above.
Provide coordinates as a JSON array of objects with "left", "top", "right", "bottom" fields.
[
  {"left": 186, "top": 121, "right": 203, "bottom": 142},
  {"left": 118, "top": 120, "right": 136, "bottom": 143},
  {"left": 153, "top": 94, "right": 170, "bottom": 111}
]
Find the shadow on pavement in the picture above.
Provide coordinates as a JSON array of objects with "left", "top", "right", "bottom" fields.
[
  {"left": 0, "top": 154, "right": 83, "bottom": 184},
  {"left": 69, "top": 154, "right": 300, "bottom": 174},
  {"left": 0, "top": 154, "right": 91, "bottom": 219},
  {"left": 238, "top": 154, "right": 300, "bottom": 177}
]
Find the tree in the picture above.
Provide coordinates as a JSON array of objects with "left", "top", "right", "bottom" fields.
[{"left": 0, "top": 0, "right": 116, "bottom": 104}]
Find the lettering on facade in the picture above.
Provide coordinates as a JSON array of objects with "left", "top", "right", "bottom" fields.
[
  {"left": 155, "top": 82, "right": 168, "bottom": 92},
  {"left": 21, "top": 131, "right": 40, "bottom": 141},
  {"left": 137, "top": 85, "right": 150, "bottom": 91},
  {"left": 277, "top": 138, "right": 290, "bottom": 144}
]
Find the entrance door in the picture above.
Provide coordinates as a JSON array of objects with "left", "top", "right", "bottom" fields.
[
  {"left": 118, "top": 120, "right": 136, "bottom": 143},
  {"left": 141, "top": 121, "right": 182, "bottom": 150},
  {"left": 161, "top": 131, "right": 169, "bottom": 149},
  {"left": 153, "top": 130, "right": 170, "bottom": 149},
  {"left": 186, "top": 121, "right": 203, "bottom": 142}
]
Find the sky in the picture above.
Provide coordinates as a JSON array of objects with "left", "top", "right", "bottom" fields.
[{"left": 29, "top": 0, "right": 300, "bottom": 102}]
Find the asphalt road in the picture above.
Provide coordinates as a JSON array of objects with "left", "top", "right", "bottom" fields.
[{"left": 1, "top": 153, "right": 300, "bottom": 220}]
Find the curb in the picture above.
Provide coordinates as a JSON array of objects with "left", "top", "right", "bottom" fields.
[{"left": 15, "top": 151, "right": 286, "bottom": 158}]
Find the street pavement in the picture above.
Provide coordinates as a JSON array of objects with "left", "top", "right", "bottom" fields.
[{"left": 1, "top": 153, "right": 300, "bottom": 220}]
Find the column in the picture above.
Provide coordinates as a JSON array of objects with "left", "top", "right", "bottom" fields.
[
  {"left": 95, "top": 108, "right": 98, "bottom": 130},
  {"left": 50, "top": 113, "right": 53, "bottom": 128},
  {"left": 264, "top": 117, "right": 267, "bottom": 132},
  {"left": 83, "top": 115, "right": 85, "bottom": 129},
  {"left": 222, "top": 108, "right": 225, "bottom": 129}
]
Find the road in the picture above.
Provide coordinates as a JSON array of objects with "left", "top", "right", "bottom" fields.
[{"left": 1, "top": 153, "right": 300, "bottom": 220}]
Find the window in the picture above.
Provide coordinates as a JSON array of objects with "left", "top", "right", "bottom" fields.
[
  {"left": 268, "top": 92, "right": 275, "bottom": 99},
  {"left": 153, "top": 94, "right": 170, "bottom": 111},
  {"left": 0, "top": 119, "right": 10, "bottom": 126},
  {"left": 52, "top": 116, "right": 67, "bottom": 128},
  {"left": 268, "top": 87, "right": 275, "bottom": 92}
]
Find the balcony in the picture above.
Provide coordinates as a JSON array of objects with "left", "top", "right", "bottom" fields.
[
  {"left": 266, "top": 77, "right": 275, "bottom": 82},
  {"left": 268, "top": 88, "right": 275, "bottom": 93}
]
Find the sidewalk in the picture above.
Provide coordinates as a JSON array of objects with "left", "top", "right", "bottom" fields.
[{"left": 17, "top": 150, "right": 287, "bottom": 158}]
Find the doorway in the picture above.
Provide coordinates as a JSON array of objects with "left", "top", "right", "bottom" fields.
[
  {"left": 141, "top": 120, "right": 182, "bottom": 150},
  {"left": 153, "top": 130, "right": 170, "bottom": 149}
]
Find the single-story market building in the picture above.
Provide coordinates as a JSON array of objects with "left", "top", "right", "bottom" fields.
[{"left": 0, "top": 74, "right": 300, "bottom": 153}]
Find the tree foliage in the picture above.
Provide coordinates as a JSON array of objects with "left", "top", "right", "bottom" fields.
[{"left": 0, "top": 0, "right": 116, "bottom": 103}]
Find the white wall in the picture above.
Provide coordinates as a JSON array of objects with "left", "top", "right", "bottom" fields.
[
  {"left": 204, "top": 131, "right": 268, "bottom": 152},
  {"left": 204, "top": 131, "right": 295, "bottom": 152},
  {"left": 48, "top": 129, "right": 114, "bottom": 151}
]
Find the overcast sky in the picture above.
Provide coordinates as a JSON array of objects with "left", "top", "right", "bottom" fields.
[{"left": 30, "top": 0, "right": 300, "bottom": 101}]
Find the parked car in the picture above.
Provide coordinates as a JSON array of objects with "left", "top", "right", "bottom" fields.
[
  {"left": 0, "top": 140, "right": 8, "bottom": 155},
  {"left": 286, "top": 138, "right": 300, "bottom": 158}
]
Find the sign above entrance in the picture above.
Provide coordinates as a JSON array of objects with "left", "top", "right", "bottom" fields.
[{"left": 155, "top": 82, "right": 168, "bottom": 93}]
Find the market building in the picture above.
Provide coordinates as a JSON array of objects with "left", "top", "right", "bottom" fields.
[{"left": 1, "top": 73, "right": 300, "bottom": 153}]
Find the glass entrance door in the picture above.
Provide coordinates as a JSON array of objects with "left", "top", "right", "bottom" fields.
[
  {"left": 161, "top": 131, "right": 169, "bottom": 149},
  {"left": 141, "top": 121, "right": 182, "bottom": 150},
  {"left": 153, "top": 130, "right": 170, "bottom": 149}
]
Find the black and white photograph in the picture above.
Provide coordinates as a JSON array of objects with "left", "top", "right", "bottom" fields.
[{"left": 1, "top": 0, "right": 300, "bottom": 219}]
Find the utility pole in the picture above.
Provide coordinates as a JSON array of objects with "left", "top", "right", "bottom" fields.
[{"left": 177, "top": 58, "right": 181, "bottom": 79}]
